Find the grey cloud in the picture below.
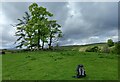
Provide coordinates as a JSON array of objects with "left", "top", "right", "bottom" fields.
[
  {"left": 2, "top": 2, "right": 30, "bottom": 23},
  {"left": 37, "top": 2, "right": 69, "bottom": 26},
  {"left": 59, "top": 2, "right": 118, "bottom": 46}
]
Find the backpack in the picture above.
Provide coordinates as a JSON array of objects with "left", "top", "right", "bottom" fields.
[{"left": 76, "top": 64, "right": 86, "bottom": 78}]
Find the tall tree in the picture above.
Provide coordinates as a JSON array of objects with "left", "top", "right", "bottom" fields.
[
  {"left": 48, "top": 20, "right": 62, "bottom": 49},
  {"left": 29, "top": 3, "right": 53, "bottom": 50},
  {"left": 14, "top": 3, "right": 62, "bottom": 50},
  {"left": 14, "top": 12, "right": 31, "bottom": 49}
]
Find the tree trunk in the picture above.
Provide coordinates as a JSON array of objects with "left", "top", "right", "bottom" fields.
[
  {"left": 42, "top": 41, "right": 44, "bottom": 50},
  {"left": 49, "top": 32, "right": 52, "bottom": 49},
  {"left": 37, "top": 29, "right": 40, "bottom": 50},
  {"left": 28, "top": 35, "right": 32, "bottom": 50}
]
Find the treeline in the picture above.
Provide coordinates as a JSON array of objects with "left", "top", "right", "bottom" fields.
[
  {"left": 85, "top": 39, "right": 120, "bottom": 55},
  {"left": 14, "top": 3, "right": 62, "bottom": 50}
]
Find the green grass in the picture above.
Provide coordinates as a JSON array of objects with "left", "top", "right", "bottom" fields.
[
  {"left": 0, "top": 55, "right": 2, "bottom": 81},
  {"left": 2, "top": 50, "right": 118, "bottom": 80}
]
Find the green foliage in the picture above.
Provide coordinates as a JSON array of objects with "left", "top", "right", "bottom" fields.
[
  {"left": 107, "top": 39, "right": 114, "bottom": 47},
  {"left": 48, "top": 20, "right": 62, "bottom": 49},
  {"left": 101, "top": 45, "right": 110, "bottom": 53},
  {"left": 109, "top": 46, "right": 116, "bottom": 54},
  {"left": 14, "top": 3, "right": 62, "bottom": 50},
  {"left": 114, "top": 42, "right": 120, "bottom": 55},
  {"left": 85, "top": 46, "right": 100, "bottom": 52},
  {"left": 14, "top": 12, "right": 31, "bottom": 49},
  {"left": 85, "top": 47, "right": 91, "bottom": 52}
]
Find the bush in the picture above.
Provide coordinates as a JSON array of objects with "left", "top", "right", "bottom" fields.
[
  {"left": 85, "top": 47, "right": 92, "bottom": 52},
  {"left": 109, "top": 46, "right": 116, "bottom": 54},
  {"left": 114, "top": 42, "right": 120, "bottom": 55},
  {"left": 101, "top": 45, "right": 110, "bottom": 53},
  {"left": 85, "top": 46, "right": 100, "bottom": 52},
  {"left": 107, "top": 39, "right": 114, "bottom": 47}
]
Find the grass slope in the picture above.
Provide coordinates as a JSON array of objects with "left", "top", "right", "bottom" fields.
[
  {"left": 2, "top": 50, "right": 118, "bottom": 80},
  {"left": 0, "top": 55, "right": 2, "bottom": 81},
  {"left": 60, "top": 43, "right": 107, "bottom": 51}
]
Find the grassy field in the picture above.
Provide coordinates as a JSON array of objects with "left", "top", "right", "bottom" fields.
[
  {"left": 0, "top": 55, "right": 2, "bottom": 81},
  {"left": 2, "top": 50, "right": 118, "bottom": 80}
]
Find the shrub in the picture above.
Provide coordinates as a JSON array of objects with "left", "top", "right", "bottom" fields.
[
  {"left": 85, "top": 46, "right": 100, "bottom": 52},
  {"left": 114, "top": 42, "right": 120, "bottom": 55},
  {"left": 107, "top": 39, "right": 114, "bottom": 47},
  {"left": 92, "top": 46, "right": 100, "bottom": 52},
  {"left": 101, "top": 45, "right": 110, "bottom": 53},
  {"left": 85, "top": 47, "right": 91, "bottom": 52},
  {"left": 109, "top": 46, "right": 116, "bottom": 54}
]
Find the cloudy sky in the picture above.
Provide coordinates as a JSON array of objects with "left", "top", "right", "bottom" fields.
[{"left": 0, "top": 2, "right": 118, "bottom": 49}]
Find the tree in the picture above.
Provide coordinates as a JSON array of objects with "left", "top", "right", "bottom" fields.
[
  {"left": 14, "top": 12, "right": 31, "bottom": 49},
  {"left": 48, "top": 20, "right": 62, "bottom": 49},
  {"left": 40, "top": 20, "right": 50, "bottom": 49},
  {"left": 14, "top": 3, "right": 62, "bottom": 50},
  {"left": 107, "top": 39, "right": 114, "bottom": 47},
  {"left": 29, "top": 3, "right": 53, "bottom": 50}
]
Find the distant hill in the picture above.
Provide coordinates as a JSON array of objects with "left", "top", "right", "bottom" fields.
[
  {"left": 59, "top": 42, "right": 107, "bottom": 51},
  {"left": 62, "top": 42, "right": 106, "bottom": 47},
  {"left": 1, "top": 42, "right": 108, "bottom": 53}
]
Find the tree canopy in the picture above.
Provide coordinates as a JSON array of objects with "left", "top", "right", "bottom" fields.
[
  {"left": 107, "top": 39, "right": 114, "bottom": 47},
  {"left": 14, "top": 3, "right": 62, "bottom": 50}
]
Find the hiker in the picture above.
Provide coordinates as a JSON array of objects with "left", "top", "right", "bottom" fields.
[{"left": 76, "top": 64, "right": 86, "bottom": 78}]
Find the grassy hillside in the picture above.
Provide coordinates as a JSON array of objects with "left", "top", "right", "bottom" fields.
[
  {"left": 1, "top": 43, "right": 107, "bottom": 53},
  {"left": 0, "top": 55, "right": 2, "bottom": 81},
  {"left": 59, "top": 43, "right": 107, "bottom": 51},
  {"left": 2, "top": 50, "right": 118, "bottom": 80}
]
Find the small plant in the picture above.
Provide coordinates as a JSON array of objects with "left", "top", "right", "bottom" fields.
[
  {"left": 57, "top": 56, "right": 64, "bottom": 60},
  {"left": 25, "top": 56, "right": 31, "bottom": 58},
  {"left": 49, "top": 55, "right": 54, "bottom": 58},
  {"left": 99, "top": 56, "right": 104, "bottom": 58},
  {"left": 30, "top": 57, "right": 36, "bottom": 60}
]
